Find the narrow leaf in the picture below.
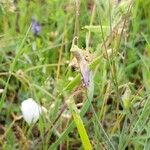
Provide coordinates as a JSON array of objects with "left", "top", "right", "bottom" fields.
[{"left": 72, "top": 110, "right": 92, "bottom": 150}]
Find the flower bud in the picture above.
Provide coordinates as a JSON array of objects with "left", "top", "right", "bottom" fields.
[{"left": 21, "top": 98, "right": 42, "bottom": 125}]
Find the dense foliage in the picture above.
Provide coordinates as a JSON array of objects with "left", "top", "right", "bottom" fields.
[{"left": 0, "top": 0, "right": 150, "bottom": 149}]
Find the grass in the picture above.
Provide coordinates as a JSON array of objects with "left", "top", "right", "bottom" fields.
[{"left": 0, "top": 0, "right": 150, "bottom": 149}]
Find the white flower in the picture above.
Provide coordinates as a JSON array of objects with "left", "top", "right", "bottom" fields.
[
  {"left": 0, "top": 89, "right": 4, "bottom": 94},
  {"left": 21, "top": 98, "right": 42, "bottom": 124}
]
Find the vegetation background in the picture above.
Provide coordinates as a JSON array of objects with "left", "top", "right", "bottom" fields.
[{"left": 0, "top": 0, "right": 150, "bottom": 149}]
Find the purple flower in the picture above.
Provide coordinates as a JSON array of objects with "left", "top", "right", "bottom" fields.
[
  {"left": 70, "top": 45, "right": 90, "bottom": 88},
  {"left": 79, "top": 59, "right": 90, "bottom": 88},
  {"left": 32, "top": 17, "right": 41, "bottom": 36}
]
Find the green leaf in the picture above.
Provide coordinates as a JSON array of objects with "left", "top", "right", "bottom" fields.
[
  {"left": 66, "top": 96, "right": 92, "bottom": 150},
  {"left": 72, "top": 110, "right": 92, "bottom": 150}
]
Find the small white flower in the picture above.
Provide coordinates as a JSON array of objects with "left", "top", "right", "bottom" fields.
[
  {"left": 68, "top": 76, "right": 74, "bottom": 81},
  {"left": 21, "top": 98, "right": 42, "bottom": 125},
  {"left": 0, "top": 89, "right": 4, "bottom": 94}
]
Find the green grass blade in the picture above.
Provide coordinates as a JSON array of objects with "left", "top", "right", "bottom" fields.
[
  {"left": 0, "top": 25, "right": 31, "bottom": 111},
  {"left": 72, "top": 110, "right": 92, "bottom": 150}
]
